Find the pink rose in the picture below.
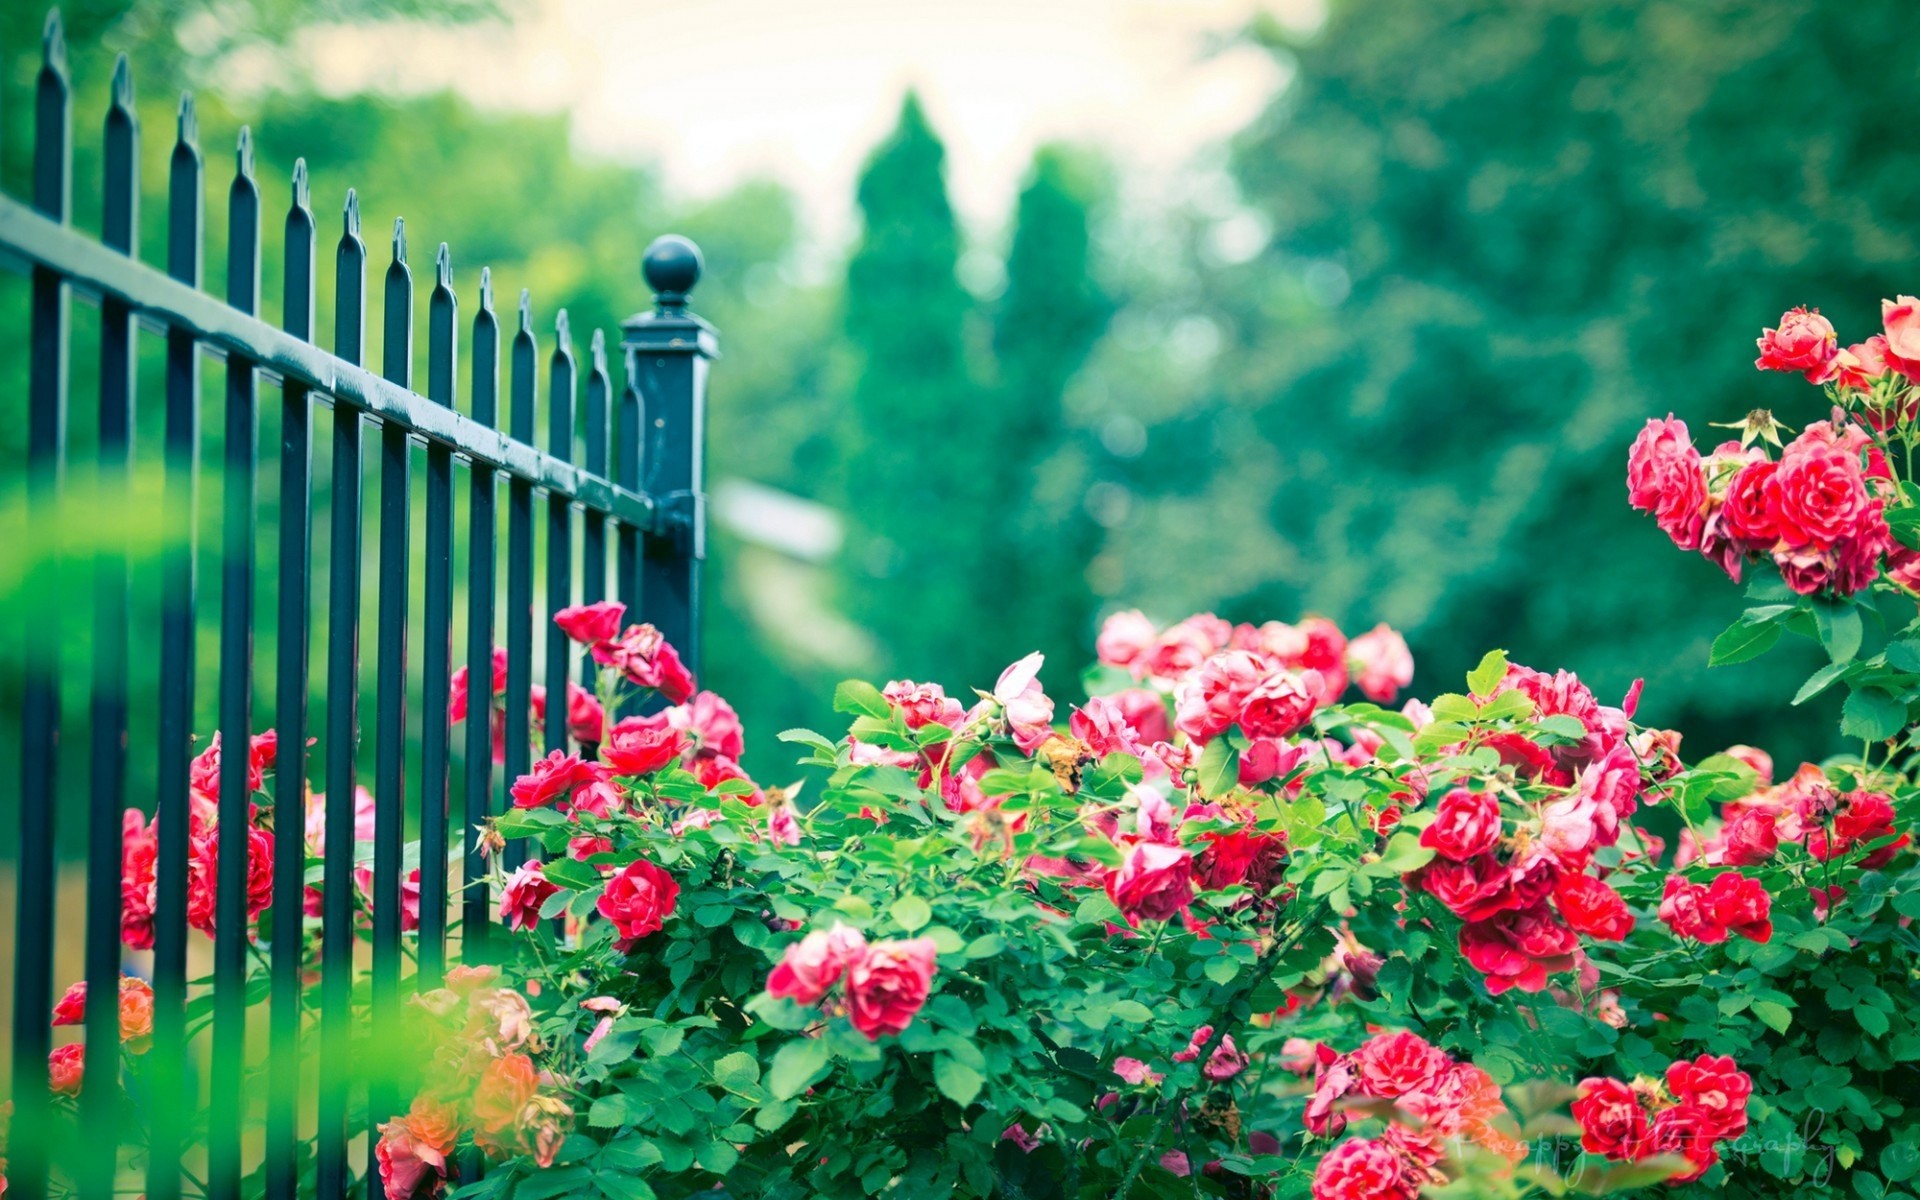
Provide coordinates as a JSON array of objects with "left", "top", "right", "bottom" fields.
[
  {"left": 767, "top": 923, "right": 869, "bottom": 1006},
  {"left": 554, "top": 599, "right": 626, "bottom": 647},
  {"left": 883, "top": 680, "right": 965, "bottom": 731},
  {"left": 1097, "top": 609, "right": 1159, "bottom": 673},
  {"left": 1239, "top": 670, "right": 1318, "bottom": 740},
  {"left": 1311, "top": 1138, "right": 1415, "bottom": 1200},
  {"left": 1767, "top": 433, "right": 1871, "bottom": 551},
  {"left": 1105, "top": 841, "right": 1196, "bottom": 925},
  {"left": 1882, "top": 295, "right": 1920, "bottom": 372},
  {"left": 1350, "top": 1030, "right": 1446, "bottom": 1098},
  {"left": 1657, "top": 875, "right": 1725, "bottom": 943},
  {"left": 1347, "top": 623, "right": 1413, "bottom": 703},
  {"left": 499, "top": 861, "right": 560, "bottom": 932},
  {"left": 1173, "top": 650, "right": 1265, "bottom": 744},
  {"left": 1754, "top": 306, "right": 1838, "bottom": 380},
  {"left": 845, "top": 937, "right": 938, "bottom": 1039},
  {"left": 1626, "top": 416, "right": 1707, "bottom": 551},
  {"left": 1719, "top": 459, "right": 1779, "bottom": 553},
  {"left": 993, "top": 653, "right": 1056, "bottom": 753},
  {"left": 1069, "top": 695, "right": 1146, "bottom": 757}
]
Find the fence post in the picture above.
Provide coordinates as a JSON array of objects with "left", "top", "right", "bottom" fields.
[{"left": 621, "top": 235, "right": 716, "bottom": 675}]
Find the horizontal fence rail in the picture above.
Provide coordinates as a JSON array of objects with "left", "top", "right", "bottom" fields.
[{"left": 0, "top": 12, "right": 716, "bottom": 1199}]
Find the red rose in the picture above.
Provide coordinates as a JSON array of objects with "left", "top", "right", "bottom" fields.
[
  {"left": 376, "top": 1096, "right": 458, "bottom": 1200},
  {"left": 845, "top": 937, "right": 938, "bottom": 1039},
  {"left": 1808, "top": 789, "right": 1909, "bottom": 866},
  {"left": 1665, "top": 1054, "right": 1752, "bottom": 1141},
  {"left": 600, "top": 718, "right": 689, "bottom": 777},
  {"left": 1310, "top": 1138, "right": 1415, "bottom": 1200},
  {"left": 1704, "top": 872, "right": 1772, "bottom": 943},
  {"left": 767, "top": 923, "right": 869, "bottom": 1006},
  {"left": 511, "top": 749, "right": 612, "bottom": 809},
  {"left": 1571, "top": 1076, "right": 1648, "bottom": 1161},
  {"left": 1657, "top": 875, "right": 1725, "bottom": 943},
  {"left": 565, "top": 683, "right": 604, "bottom": 744},
  {"left": 1552, "top": 873, "right": 1634, "bottom": 941},
  {"left": 883, "top": 679, "right": 966, "bottom": 731},
  {"left": 499, "top": 861, "right": 560, "bottom": 932},
  {"left": 1418, "top": 788, "right": 1502, "bottom": 862},
  {"left": 554, "top": 599, "right": 626, "bottom": 647},
  {"left": 1239, "top": 670, "right": 1318, "bottom": 740},
  {"left": 1458, "top": 904, "right": 1578, "bottom": 995},
  {"left": 598, "top": 858, "right": 679, "bottom": 950},
  {"left": 1720, "top": 458, "right": 1774, "bottom": 552},
  {"left": 1647, "top": 1103, "right": 1721, "bottom": 1182},
  {"left": 1105, "top": 842, "right": 1196, "bottom": 925},
  {"left": 1194, "top": 826, "right": 1286, "bottom": 892},
  {"left": 1350, "top": 1030, "right": 1446, "bottom": 1099},
  {"left": 592, "top": 623, "right": 696, "bottom": 702},
  {"left": 1754, "top": 306, "right": 1838, "bottom": 380},
  {"left": 1410, "top": 853, "right": 1516, "bottom": 922}
]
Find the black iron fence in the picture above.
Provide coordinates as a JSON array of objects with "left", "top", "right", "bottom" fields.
[{"left": 1, "top": 12, "right": 714, "bottom": 1199}]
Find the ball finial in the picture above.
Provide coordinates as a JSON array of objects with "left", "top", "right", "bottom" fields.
[{"left": 642, "top": 234, "right": 703, "bottom": 311}]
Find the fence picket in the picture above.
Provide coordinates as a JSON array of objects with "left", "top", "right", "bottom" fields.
[
  {"left": 421, "top": 243, "right": 459, "bottom": 983},
  {"left": 464, "top": 269, "right": 501, "bottom": 959},
  {"left": 267, "top": 156, "right": 318, "bottom": 1200},
  {"left": 316, "top": 187, "right": 368, "bottom": 1200},
  {"left": 80, "top": 51, "right": 137, "bottom": 1200},
  {"left": 149, "top": 88, "right": 203, "bottom": 1200},
  {"left": 503, "top": 294, "right": 537, "bottom": 868}
]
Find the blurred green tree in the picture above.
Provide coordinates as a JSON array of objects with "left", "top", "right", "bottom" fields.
[
  {"left": 835, "top": 93, "right": 1001, "bottom": 689},
  {"left": 1164, "top": 0, "right": 1920, "bottom": 762},
  {"left": 992, "top": 145, "right": 1113, "bottom": 697}
]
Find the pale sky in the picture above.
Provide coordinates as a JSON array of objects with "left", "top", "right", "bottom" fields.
[{"left": 272, "top": 0, "right": 1322, "bottom": 246}]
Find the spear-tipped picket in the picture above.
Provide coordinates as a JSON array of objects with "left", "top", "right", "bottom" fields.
[
  {"left": 544, "top": 309, "right": 578, "bottom": 766},
  {"left": 266, "top": 152, "right": 318, "bottom": 1200},
  {"left": 580, "top": 327, "right": 613, "bottom": 691},
  {"left": 36, "top": 8, "right": 71, "bottom": 218},
  {"left": 503, "top": 287, "right": 538, "bottom": 866},
  {"left": 420, "top": 240, "right": 460, "bottom": 983},
  {"left": 464, "top": 266, "right": 501, "bottom": 973},
  {"left": 149, "top": 82, "right": 204, "bottom": 1200},
  {"left": 317, "top": 181, "right": 368, "bottom": 1200},
  {"left": 209, "top": 117, "right": 263, "bottom": 1200},
  {"left": 81, "top": 42, "right": 140, "bottom": 1200}
]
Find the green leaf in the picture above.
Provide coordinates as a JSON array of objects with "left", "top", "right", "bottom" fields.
[
  {"left": 1107, "top": 1000, "right": 1154, "bottom": 1024},
  {"left": 1857, "top": 1006, "right": 1891, "bottom": 1039},
  {"left": 933, "top": 1055, "right": 984, "bottom": 1107},
  {"left": 890, "top": 895, "right": 932, "bottom": 933},
  {"left": 766, "top": 1037, "right": 833, "bottom": 1100},
  {"left": 712, "top": 1050, "right": 761, "bottom": 1090},
  {"left": 1195, "top": 737, "right": 1239, "bottom": 798},
  {"left": 1883, "top": 1141, "right": 1920, "bottom": 1183},
  {"left": 587, "top": 1094, "right": 633, "bottom": 1129},
  {"left": 1793, "top": 661, "right": 1850, "bottom": 705},
  {"left": 1887, "top": 639, "right": 1920, "bottom": 672},
  {"left": 833, "top": 679, "right": 891, "bottom": 719},
  {"left": 1710, "top": 619, "right": 1782, "bottom": 666},
  {"left": 1466, "top": 649, "right": 1509, "bottom": 697},
  {"left": 540, "top": 857, "right": 601, "bottom": 891},
  {"left": 776, "top": 728, "right": 838, "bottom": 755},
  {"left": 1814, "top": 600, "right": 1863, "bottom": 663},
  {"left": 1204, "top": 956, "right": 1239, "bottom": 985},
  {"left": 1841, "top": 687, "right": 1908, "bottom": 742},
  {"left": 1751, "top": 1000, "right": 1793, "bottom": 1034},
  {"left": 753, "top": 1099, "right": 797, "bottom": 1132},
  {"left": 963, "top": 934, "right": 1004, "bottom": 959}
]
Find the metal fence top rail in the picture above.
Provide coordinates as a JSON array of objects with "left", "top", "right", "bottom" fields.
[{"left": 0, "top": 193, "right": 665, "bottom": 530}]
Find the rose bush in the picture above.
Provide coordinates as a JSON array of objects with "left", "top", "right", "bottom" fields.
[{"left": 22, "top": 307, "right": 1920, "bottom": 1199}]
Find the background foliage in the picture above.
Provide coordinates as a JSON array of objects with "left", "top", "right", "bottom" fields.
[{"left": 6, "top": 0, "right": 1920, "bottom": 820}]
